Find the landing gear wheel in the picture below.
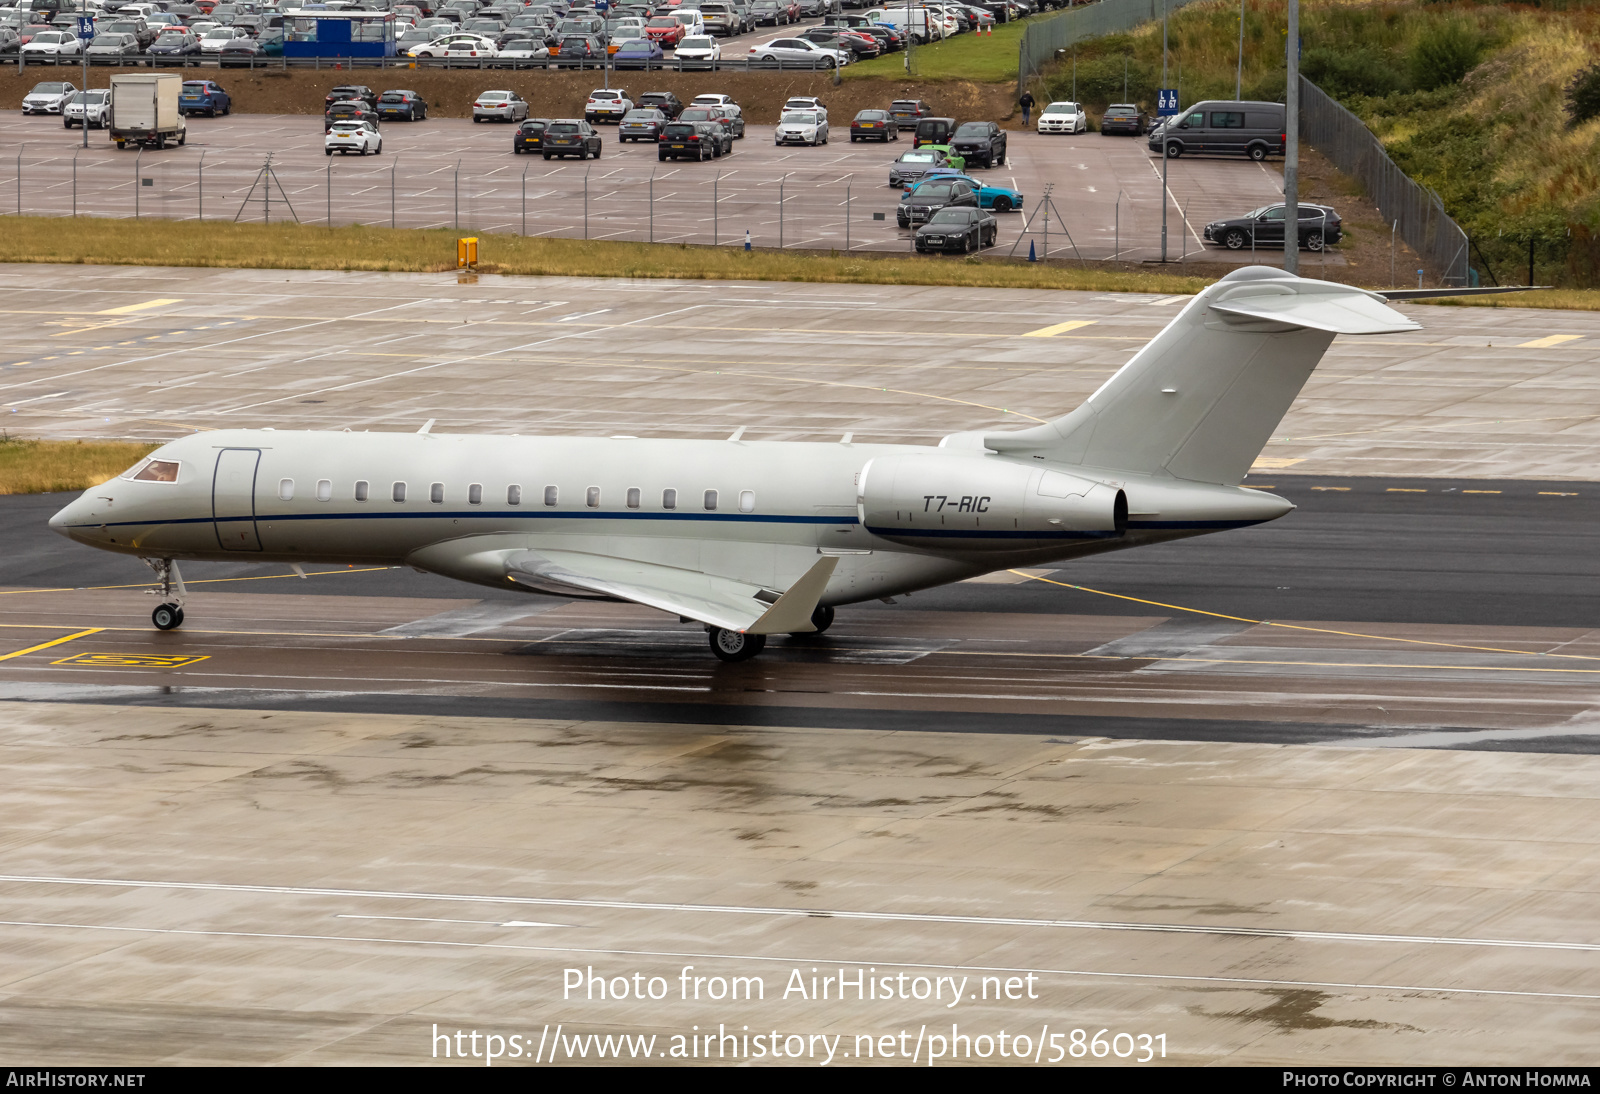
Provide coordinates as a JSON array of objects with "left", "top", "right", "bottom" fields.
[
  {"left": 807, "top": 604, "right": 835, "bottom": 634},
  {"left": 709, "top": 627, "right": 765, "bottom": 662},
  {"left": 152, "top": 603, "right": 184, "bottom": 631}
]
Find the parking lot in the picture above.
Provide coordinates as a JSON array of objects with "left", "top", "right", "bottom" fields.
[{"left": 0, "top": 107, "right": 1302, "bottom": 262}]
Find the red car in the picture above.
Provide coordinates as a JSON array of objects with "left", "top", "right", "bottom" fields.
[
  {"left": 644, "top": 15, "right": 683, "bottom": 45},
  {"left": 778, "top": 0, "right": 800, "bottom": 19}
]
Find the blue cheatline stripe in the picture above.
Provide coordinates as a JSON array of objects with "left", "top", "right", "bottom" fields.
[
  {"left": 75, "top": 510, "right": 864, "bottom": 531},
  {"left": 866, "top": 519, "right": 1265, "bottom": 539}
]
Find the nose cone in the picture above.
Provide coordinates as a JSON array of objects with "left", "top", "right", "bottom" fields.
[{"left": 49, "top": 493, "right": 96, "bottom": 540}]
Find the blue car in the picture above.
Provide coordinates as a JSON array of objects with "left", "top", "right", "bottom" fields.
[
  {"left": 904, "top": 168, "right": 1023, "bottom": 213},
  {"left": 178, "top": 80, "right": 231, "bottom": 118},
  {"left": 612, "top": 36, "right": 663, "bottom": 68}
]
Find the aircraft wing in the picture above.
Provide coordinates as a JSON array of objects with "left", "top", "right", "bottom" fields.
[{"left": 504, "top": 548, "right": 837, "bottom": 635}]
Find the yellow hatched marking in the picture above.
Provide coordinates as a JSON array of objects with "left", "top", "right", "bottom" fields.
[
  {"left": 0, "top": 628, "right": 102, "bottom": 662},
  {"left": 1020, "top": 320, "right": 1097, "bottom": 338},
  {"left": 1249, "top": 457, "right": 1304, "bottom": 469},
  {"left": 1517, "top": 334, "right": 1582, "bottom": 348},
  {"left": 96, "top": 298, "right": 182, "bottom": 316},
  {"left": 52, "top": 652, "right": 210, "bottom": 669}
]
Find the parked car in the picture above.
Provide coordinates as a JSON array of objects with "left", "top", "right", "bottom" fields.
[
  {"left": 21, "top": 79, "right": 75, "bottom": 114},
  {"left": 912, "top": 168, "right": 1023, "bottom": 212},
  {"left": 689, "top": 93, "right": 735, "bottom": 107},
  {"left": 63, "top": 87, "right": 112, "bottom": 128},
  {"left": 217, "top": 31, "right": 281, "bottom": 64},
  {"left": 1098, "top": 102, "right": 1148, "bottom": 136},
  {"left": 541, "top": 117, "right": 601, "bottom": 158},
  {"left": 20, "top": 29, "right": 82, "bottom": 61},
  {"left": 889, "top": 98, "right": 933, "bottom": 129},
  {"left": 324, "top": 99, "right": 379, "bottom": 131},
  {"left": 325, "top": 118, "right": 383, "bottom": 155},
  {"left": 494, "top": 37, "right": 546, "bottom": 62},
  {"left": 679, "top": 102, "right": 743, "bottom": 139},
  {"left": 553, "top": 32, "right": 602, "bottom": 65},
  {"left": 325, "top": 85, "right": 378, "bottom": 108},
  {"left": 636, "top": 90, "right": 681, "bottom": 118},
  {"left": 1203, "top": 203, "right": 1342, "bottom": 251},
  {"left": 915, "top": 205, "right": 997, "bottom": 253},
  {"left": 85, "top": 31, "right": 140, "bottom": 62},
  {"left": 913, "top": 116, "right": 955, "bottom": 149},
  {"left": 1037, "top": 100, "right": 1087, "bottom": 134},
  {"left": 197, "top": 24, "right": 248, "bottom": 51},
  {"left": 888, "top": 147, "right": 946, "bottom": 187},
  {"left": 178, "top": 79, "right": 230, "bottom": 116},
  {"left": 376, "top": 89, "right": 427, "bottom": 121},
  {"left": 1148, "top": 99, "right": 1285, "bottom": 160},
  {"left": 949, "top": 119, "right": 1005, "bottom": 167},
  {"left": 850, "top": 108, "right": 897, "bottom": 141},
  {"left": 472, "top": 88, "right": 529, "bottom": 122},
  {"left": 0, "top": 28, "right": 20, "bottom": 55},
  {"left": 896, "top": 175, "right": 980, "bottom": 228},
  {"left": 750, "top": 0, "right": 791, "bottom": 24},
  {"left": 783, "top": 95, "right": 825, "bottom": 117},
  {"left": 584, "top": 87, "right": 632, "bottom": 122},
  {"left": 511, "top": 115, "right": 551, "bottom": 152},
  {"left": 618, "top": 106, "right": 666, "bottom": 141},
  {"left": 613, "top": 36, "right": 662, "bottom": 66},
  {"left": 146, "top": 26, "right": 201, "bottom": 57},
  {"left": 774, "top": 108, "right": 826, "bottom": 145},
  {"left": 748, "top": 35, "right": 846, "bottom": 66},
  {"left": 672, "top": 33, "right": 718, "bottom": 63},
  {"left": 657, "top": 119, "right": 723, "bottom": 160},
  {"left": 794, "top": 27, "right": 871, "bottom": 59},
  {"left": 643, "top": 13, "right": 682, "bottom": 44}
]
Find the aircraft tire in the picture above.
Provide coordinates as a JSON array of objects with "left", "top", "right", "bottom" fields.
[
  {"left": 152, "top": 603, "right": 183, "bottom": 631},
  {"left": 709, "top": 627, "right": 765, "bottom": 662},
  {"left": 804, "top": 605, "right": 834, "bottom": 635}
]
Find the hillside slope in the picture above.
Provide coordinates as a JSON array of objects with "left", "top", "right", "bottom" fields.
[{"left": 1035, "top": 0, "right": 1600, "bottom": 286}]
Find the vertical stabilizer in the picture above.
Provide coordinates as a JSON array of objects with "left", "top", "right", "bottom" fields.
[{"left": 979, "top": 268, "right": 1420, "bottom": 485}]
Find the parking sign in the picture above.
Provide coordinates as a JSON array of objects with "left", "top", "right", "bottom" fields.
[
  {"left": 1157, "top": 89, "right": 1179, "bottom": 116},
  {"left": 76, "top": 15, "right": 94, "bottom": 36}
]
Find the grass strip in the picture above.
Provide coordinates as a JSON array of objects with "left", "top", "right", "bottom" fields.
[
  {"left": 846, "top": 17, "right": 1035, "bottom": 82},
  {"left": 0, "top": 216, "right": 1210, "bottom": 295},
  {"left": 0, "top": 436, "right": 158, "bottom": 495}
]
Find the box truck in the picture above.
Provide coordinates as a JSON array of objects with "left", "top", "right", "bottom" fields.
[{"left": 109, "top": 72, "right": 186, "bottom": 150}]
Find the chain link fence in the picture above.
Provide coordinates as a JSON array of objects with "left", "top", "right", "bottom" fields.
[
  {"left": 1017, "top": 0, "right": 1206, "bottom": 96},
  {"left": 1298, "top": 76, "right": 1467, "bottom": 287}
]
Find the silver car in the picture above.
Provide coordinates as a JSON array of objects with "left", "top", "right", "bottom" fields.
[
  {"left": 21, "top": 80, "right": 75, "bottom": 115},
  {"left": 888, "top": 147, "right": 946, "bottom": 188},
  {"left": 472, "top": 90, "right": 529, "bottom": 123}
]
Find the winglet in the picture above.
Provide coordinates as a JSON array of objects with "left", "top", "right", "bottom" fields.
[{"left": 746, "top": 556, "right": 838, "bottom": 635}]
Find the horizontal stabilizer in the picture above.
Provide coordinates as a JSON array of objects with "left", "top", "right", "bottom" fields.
[{"left": 1210, "top": 284, "right": 1420, "bottom": 334}]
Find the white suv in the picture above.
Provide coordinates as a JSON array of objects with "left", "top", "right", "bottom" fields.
[
  {"left": 584, "top": 88, "right": 633, "bottom": 124},
  {"left": 64, "top": 89, "right": 112, "bottom": 129}
]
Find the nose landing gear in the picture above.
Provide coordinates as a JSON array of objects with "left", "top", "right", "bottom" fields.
[{"left": 142, "top": 557, "right": 187, "bottom": 631}]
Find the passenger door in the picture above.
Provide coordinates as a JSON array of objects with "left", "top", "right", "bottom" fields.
[
  {"left": 212, "top": 448, "right": 262, "bottom": 551},
  {"left": 1254, "top": 206, "right": 1286, "bottom": 244}
]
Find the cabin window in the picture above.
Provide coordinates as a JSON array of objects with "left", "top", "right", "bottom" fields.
[
  {"left": 316, "top": 479, "right": 332, "bottom": 502},
  {"left": 278, "top": 478, "right": 294, "bottom": 501},
  {"left": 430, "top": 482, "right": 444, "bottom": 504},
  {"left": 392, "top": 481, "right": 407, "bottom": 502},
  {"left": 586, "top": 486, "right": 600, "bottom": 508},
  {"left": 626, "top": 487, "right": 640, "bottom": 509},
  {"left": 662, "top": 488, "right": 677, "bottom": 510},
  {"left": 131, "top": 459, "right": 180, "bottom": 482},
  {"left": 507, "top": 484, "right": 522, "bottom": 505},
  {"left": 543, "top": 485, "right": 558, "bottom": 506},
  {"left": 354, "top": 480, "right": 369, "bottom": 502},
  {"left": 704, "top": 489, "right": 718, "bottom": 511},
  {"left": 468, "top": 483, "right": 483, "bottom": 505},
  {"left": 739, "top": 489, "right": 755, "bottom": 513}
]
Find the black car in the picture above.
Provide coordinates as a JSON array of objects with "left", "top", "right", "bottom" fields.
[
  {"left": 618, "top": 107, "right": 667, "bottom": 142},
  {"left": 657, "top": 120, "right": 723, "bottom": 161},
  {"left": 915, "top": 206, "right": 997, "bottom": 253},
  {"left": 889, "top": 98, "right": 932, "bottom": 129},
  {"left": 512, "top": 116, "right": 551, "bottom": 152},
  {"left": 542, "top": 118, "right": 601, "bottom": 159},
  {"left": 637, "top": 90, "right": 681, "bottom": 118},
  {"left": 325, "top": 84, "right": 378, "bottom": 109},
  {"left": 1099, "top": 103, "right": 1148, "bottom": 136},
  {"left": 854, "top": 23, "right": 902, "bottom": 51},
  {"left": 913, "top": 116, "right": 955, "bottom": 149},
  {"left": 1203, "top": 203, "right": 1342, "bottom": 252},
  {"left": 376, "top": 89, "right": 427, "bottom": 121},
  {"left": 325, "top": 100, "right": 380, "bottom": 131},
  {"left": 219, "top": 33, "right": 279, "bottom": 64},
  {"left": 949, "top": 119, "right": 1004, "bottom": 168},
  {"left": 554, "top": 33, "right": 603, "bottom": 65},
  {"left": 896, "top": 176, "right": 979, "bottom": 228},
  {"left": 797, "top": 26, "right": 876, "bottom": 58},
  {"left": 849, "top": 109, "right": 897, "bottom": 142}
]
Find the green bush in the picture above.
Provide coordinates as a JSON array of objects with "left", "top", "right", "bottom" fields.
[
  {"left": 1566, "top": 61, "right": 1600, "bottom": 126},
  {"left": 1048, "top": 55, "right": 1155, "bottom": 106},
  {"left": 1303, "top": 45, "right": 1407, "bottom": 99},
  {"left": 1409, "top": 20, "right": 1480, "bottom": 90}
]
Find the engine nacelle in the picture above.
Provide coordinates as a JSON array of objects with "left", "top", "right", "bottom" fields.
[{"left": 858, "top": 453, "right": 1125, "bottom": 549}]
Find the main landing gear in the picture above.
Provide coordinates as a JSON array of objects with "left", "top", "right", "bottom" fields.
[
  {"left": 707, "top": 605, "right": 836, "bottom": 662},
  {"left": 143, "top": 557, "right": 186, "bottom": 631}
]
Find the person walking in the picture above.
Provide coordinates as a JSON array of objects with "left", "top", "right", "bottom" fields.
[{"left": 1018, "top": 90, "right": 1035, "bottom": 128}]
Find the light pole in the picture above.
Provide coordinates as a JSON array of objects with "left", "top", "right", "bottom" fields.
[
  {"left": 1160, "top": 133, "right": 1170, "bottom": 262},
  {"left": 78, "top": 12, "right": 91, "bottom": 149},
  {"left": 904, "top": 0, "right": 912, "bottom": 74},
  {"left": 1284, "top": 0, "right": 1299, "bottom": 275}
]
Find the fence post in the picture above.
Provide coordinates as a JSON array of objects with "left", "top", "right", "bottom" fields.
[
  {"left": 713, "top": 171, "right": 719, "bottom": 245},
  {"left": 649, "top": 169, "right": 654, "bottom": 243},
  {"left": 72, "top": 148, "right": 78, "bottom": 218},
  {"left": 391, "top": 156, "right": 398, "bottom": 229},
  {"left": 197, "top": 150, "right": 205, "bottom": 222},
  {"left": 584, "top": 167, "right": 589, "bottom": 239},
  {"left": 1114, "top": 190, "right": 1119, "bottom": 260},
  {"left": 326, "top": 158, "right": 332, "bottom": 226},
  {"left": 779, "top": 175, "right": 784, "bottom": 249},
  {"left": 454, "top": 159, "right": 460, "bottom": 229},
  {"left": 134, "top": 147, "right": 142, "bottom": 219},
  {"left": 521, "top": 161, "right": 528, "bottom": 235},
  {"left": 15, "top": 143, "right": 21, "bottom": 217},
  {"left": 845, "top": 180, "right": 850, "bottom": 252}
]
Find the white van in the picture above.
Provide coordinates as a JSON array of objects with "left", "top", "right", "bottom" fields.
[
  {"left": 872, "top": 6, "right": 937, "bottom": 43},
  {"left": 672, "top": 8, "right": 705, "bottom": 35}
]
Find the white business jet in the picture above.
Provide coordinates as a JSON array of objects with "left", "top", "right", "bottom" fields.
[{"left": 49, "top": 268, "right": 1425, "bottom": 662}]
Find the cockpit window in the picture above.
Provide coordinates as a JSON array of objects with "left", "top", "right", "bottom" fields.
[{"left": 130, "top": 459, "right": 180, "bottom": 482}]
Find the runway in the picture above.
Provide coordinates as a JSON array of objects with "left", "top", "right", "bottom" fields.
[{"left": 5, "top": 264, "right": 1600, "bottom": 1065}]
